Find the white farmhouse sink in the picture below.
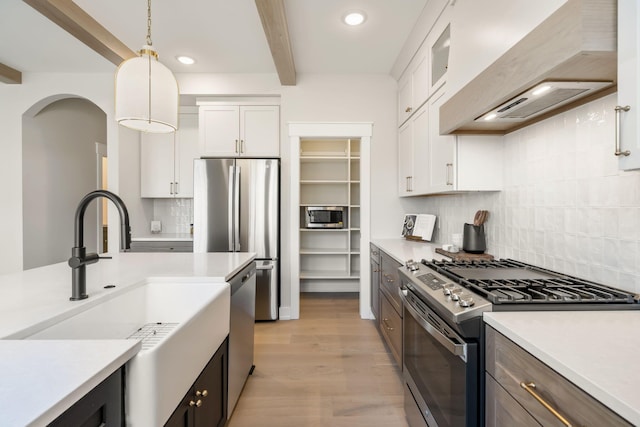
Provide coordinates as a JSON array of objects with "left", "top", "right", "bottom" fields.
[{"left": 26, "top": 279, "right": 230, "bottom": 427}]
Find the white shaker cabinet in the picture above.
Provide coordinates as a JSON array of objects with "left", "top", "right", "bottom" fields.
[
  {"left": 428, "top": 89, "right": 454, "bottom": 193},
  {"left": 397, "top": 0, "right": 448, "bottom": 127},
  {"left": 398, "top": 106, "right": 429, "bottom": 196},
  {"left": 141, "top": 112, "right": 199, "bottom": 198},
  {"left": 397, "top": 45, "right": 429, "bottom": 127},
  {"left": 425, "top": 9, "right": 450, "bottom": 94},
  {"left": 397, "top": 72, "right": 413, "bottom": 127},
  {"left": 429, "top": 89, "right": 503, "bottom": 194},
  {"left": 199, "top": 105, "right": 280, "bottom": 157},
  {"left": 617, "top": 0, "right": 640, "bottom": 170},
  {"left": 398, "top": 117, "right": 413, "bottom": 196},
  {"left": 399, "top": 87, "right": 503, "bottom": 197}
]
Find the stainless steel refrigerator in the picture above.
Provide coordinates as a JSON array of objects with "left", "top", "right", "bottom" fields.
[{"left": 193, "top": 158, "right": 279, "bottom": 320}]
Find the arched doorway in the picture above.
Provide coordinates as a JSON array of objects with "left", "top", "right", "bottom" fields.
[{"left": 22, "top": 96, "right": 107, "bottom": 269}]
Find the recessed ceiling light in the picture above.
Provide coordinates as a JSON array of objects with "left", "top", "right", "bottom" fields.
[
  {"left": 343, "top": 11, "right": 366, "bottom": 26},
  {"left": 484, "top": 113, "right": 498, "bottom": 121},
  {"left": 176, "top": 56, "right": 195, "bottom": 65}
]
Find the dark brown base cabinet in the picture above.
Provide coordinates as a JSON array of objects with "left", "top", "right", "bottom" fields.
[
  {"left": 48, "top": 367, "right": 124, "bottom": 427},
  {"left": 165, "top": 337, "right": 229, "bottom": 427},
  {"left": 378, "top": 250, "right": 402, "bottom": 366},
  {"left": 485, "top": 326, "right": 632, "bottom": 427}
]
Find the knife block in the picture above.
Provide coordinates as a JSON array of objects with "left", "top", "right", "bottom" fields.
[{"left": 463, "top": 223, "right": 486, "bottom": 254}]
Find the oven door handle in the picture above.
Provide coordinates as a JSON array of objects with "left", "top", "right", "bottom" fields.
[{"left": 400, "top": 289, "right": 468, "bottom": 362}]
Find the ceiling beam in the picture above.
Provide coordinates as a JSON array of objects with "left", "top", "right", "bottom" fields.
[
  {"left": 255, "top": 0, "right": 296, "bottom": 86},
  {"left": 0, "top": 63, "right": 22, "bottom": 84},
  {"left": 23, "top": 0, "right": 136, "bottom": 66}
]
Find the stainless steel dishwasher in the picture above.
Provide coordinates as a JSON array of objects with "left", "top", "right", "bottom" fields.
[{"left": 227, "top": 261, "right": 256, "bottom": 419}]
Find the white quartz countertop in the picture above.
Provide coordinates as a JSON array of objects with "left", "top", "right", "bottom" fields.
[
  {"left": 131, "top": 233, "right": 193, "bottom": 241},
  {"left": 371, "top": 238, "right": 445, "bottom": 264},
  {"left": 0, "top": 252, "right": 254, "bottom": 426},
  {"left": 484, "top": 311, "right": 640, "bottom": 425},
  {"left": 0, "top": 252, "right": 254, "bottom": 339},
  {"left": 1, "top": 340, "right": 141, "bottom": 427}
]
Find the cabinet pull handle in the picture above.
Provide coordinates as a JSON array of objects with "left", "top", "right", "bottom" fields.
[
  {"left": 240, "top": 139, "right": 245, "bottom": 153},
  {"left": 520, "top": 382, "right": 572, "bottom": 427},
  {"left": 169, "top": 182, "right": 174, "bottom": 195},
  {"left": 446, "top": 163, "right": 453, "bottom": 185},
  {"left": 174, "top": 182, "right": 179, "bottom": 194},
  {"left": 406, "top": 176, "right": 413, "bottom": 192},
  {"left": 405, "top": 106, "right": 412, "bottom": 113},
  {"left": 196, "top": 389, "right": 208, "bottom": 397},
  {"left": 614, "top": 105, "right": 631, "bottom": 157},
  {"left": 382, "top": 318, "right": 394, "bottom": 331},
  {"left": 235, "top": 139, "right": 239, "bottom": 153},
  {"left": 189, "top": 399, "right": 203, "bottom": 407}
]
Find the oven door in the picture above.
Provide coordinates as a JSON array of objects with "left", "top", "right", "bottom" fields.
[{"left": 401, "top": 289, "right": 478, "bottom": 427}]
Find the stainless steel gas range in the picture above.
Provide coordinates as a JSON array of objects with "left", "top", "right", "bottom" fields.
[{"left": 398, "top": 258, "right": 640, "bottom": 427}]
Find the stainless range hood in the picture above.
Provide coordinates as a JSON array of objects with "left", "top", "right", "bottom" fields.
[{"left": 441, "top": 0, "right": 616, "bottom": 135}]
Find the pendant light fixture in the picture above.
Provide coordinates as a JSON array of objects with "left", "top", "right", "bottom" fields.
[{"left": 115, "top": 0, "right": 178, "bottom": 133}]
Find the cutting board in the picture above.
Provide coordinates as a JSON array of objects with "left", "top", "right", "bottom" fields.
[{"left": 435, "top": 248, "right": 494, "bottom": 261}]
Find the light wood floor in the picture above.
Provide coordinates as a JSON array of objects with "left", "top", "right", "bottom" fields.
[{"left": 227, "top": 293, "right": 409, "bottom": 427}]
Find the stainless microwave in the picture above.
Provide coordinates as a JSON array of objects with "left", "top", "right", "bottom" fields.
[{"left": 304, "top": 206, "right": 346, "bottom": 229}]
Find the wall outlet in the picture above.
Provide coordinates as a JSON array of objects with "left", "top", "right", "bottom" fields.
[{"left": 151, "top": 220, "right": 162, "bottom": 233}]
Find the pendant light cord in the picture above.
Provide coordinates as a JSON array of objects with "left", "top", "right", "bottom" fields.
[
  {"left": 146, "top": 0, "right": 153, "bottom": 46},
  {"left": 147, "top": 0, "right": 153, "bottom": 124}
]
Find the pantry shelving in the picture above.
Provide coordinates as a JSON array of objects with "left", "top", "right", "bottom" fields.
[{"left": 299, "top": 138, "right": 361, "bottom": 291}]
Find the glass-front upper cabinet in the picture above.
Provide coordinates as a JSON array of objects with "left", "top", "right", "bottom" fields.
[
  {"left": 427, "top": 11, "right": 451, "bottom": 94},
  {"left": 431, "top": 24, "right": 450, "bottom": 90}
]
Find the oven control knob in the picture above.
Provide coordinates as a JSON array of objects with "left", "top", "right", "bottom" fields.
[
  {"left": 450, "top": 288, "right": 463, "bottom": 301},
  {"left": 405, "top": 259, "right": 419, "bottom": 271},
  {"left": 442, "top": 283, "right": 455, "bottom": 295},
  {"left": 459, "top": 294, "right": 475, "bottom": 307}
]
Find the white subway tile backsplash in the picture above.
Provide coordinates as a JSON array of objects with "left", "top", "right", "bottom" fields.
[
  {"left": 152, "top": 198, "right": 193, "bottom": 234},
  {"left": 602, "top": 239, "right": 620, "bottom": 269},
  {"left": 618, "top": 208, "right": 640, "bottom": 241},
  {"left": 601, "top": 208, "right": 619, "bottom": 239}
]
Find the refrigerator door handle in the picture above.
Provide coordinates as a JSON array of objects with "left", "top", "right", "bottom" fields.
[
  {"left": 234, "top": 165, "right": 241, "bottom": 251},
  {"left": 228, "top": 165, "right": 234, "bottom": 251}
]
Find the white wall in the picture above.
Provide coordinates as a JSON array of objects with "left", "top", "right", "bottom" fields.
[
  {"left": 412, "top": 94, "right": 640, "bottom": 294},
  {"left": 22, "top": 98, "right": 105, "bottom": 269},
  {"left": 0, "top": 72, "right": 121, "bottom": 274},
  {"left": 117, "top": 126, "right": 154, "bottom": 235}
]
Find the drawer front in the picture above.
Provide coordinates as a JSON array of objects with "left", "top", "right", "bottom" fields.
[
  {"left": 380, "top": 292, "right": 402, "bottom": 366},
  {"left": 486, "top": 374, "right": 541, "bottom": 427},
  {"left": 380, "top": 253, "right": 402, "bottom": 314},
  {"left": 486, "top": 326, "right": 632, "bottom": 427}
]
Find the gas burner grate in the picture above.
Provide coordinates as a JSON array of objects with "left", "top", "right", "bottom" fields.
[{"left": 422, "top": 258, "right": 639, "bottom": 305}]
